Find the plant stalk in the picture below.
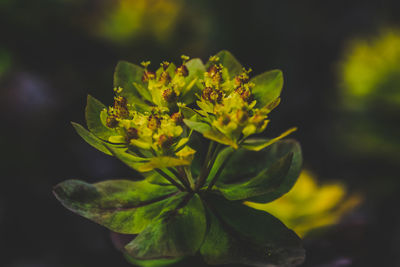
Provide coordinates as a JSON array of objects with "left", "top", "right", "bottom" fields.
[
  {"left": 195, "top": 141, "right": 216, "bottom": 191},
  {"left": 206, "top": 151, "right": 233, "bottom": 192},
  {"left": 155, "top": 169, "right": 186, "bottom": 191}
]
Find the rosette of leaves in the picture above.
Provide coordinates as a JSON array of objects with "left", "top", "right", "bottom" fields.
[{"left": 54, "top": 51, "right": 305, "bottom": 266}]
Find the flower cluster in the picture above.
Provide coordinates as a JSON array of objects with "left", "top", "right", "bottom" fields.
[{"left": 196, "top": 59, "right": 281, "bottom": 146}]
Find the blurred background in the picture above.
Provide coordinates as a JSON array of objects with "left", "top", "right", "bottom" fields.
[{"left": 1, "top": 0, "right": 400, "bottom": 266}]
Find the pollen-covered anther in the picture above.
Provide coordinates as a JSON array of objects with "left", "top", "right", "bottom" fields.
[
  {"left": 210, "top": 90, "right": 223, "bottom": 104},
  {"left": 113, "top": 96, "right": 129, "bottom": 118},
  {"left": 202, "top": 87, "right": 222, "bottom": 104},
  {"left": 162, "top": 88, "right": 177, "bottom": 103},
  {"left": 159, "top": 71, "right": 171, "bottom": 85},
  {"left": 160, "top": 61, "right": 170, "bottom": 70},
  {"left": 158, "top": 134, "right": 174, "bottom": 150},
  {"left": 125, "top": 127, "right": 139, "bottom": 142},
  {"left": 106, "top": 115, "right": 119, "bottom": 128},
  {"left": 176, "top": 65, "right": 189, "bottom": 77},
  {"left": 114, "top": 96, "right": 128, "bottom": 107},
  {"left": 141, "top": 61, "right": 156, "bottom": 82},
  {"left": 240, "top": 89, "right": 254, "bottom": 103},
  {"left": 142, "top": 70, "right": 155, "bottom": 82},
  {"left": 147, "top": 114, "right": 161, "bottom": 130},
  {"left": 202, "top": 87, "right": 213, "bottom": 101},
  {"left": 171, "top": 112, "right": 183, "bottom": 125},
  {"left": 207, "top": 64, "right": 223, "bottom": 84}
]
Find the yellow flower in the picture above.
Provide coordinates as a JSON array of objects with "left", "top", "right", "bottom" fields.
[{"left": 245, "top": 170, "right": 362, "bottom": 237}]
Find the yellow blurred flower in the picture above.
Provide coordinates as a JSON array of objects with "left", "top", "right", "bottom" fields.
[
  {"left": 340, "top": 29, "right": 400, "bottom": 109},
  {"left": 245, "top": 171, "right": 362, "bottom": 237},
  {"left": 338, "top": 29, "right": 400, "bottom": 159},
  {"left": 96, "top": 0, "right": 183, "bottom": 43}
]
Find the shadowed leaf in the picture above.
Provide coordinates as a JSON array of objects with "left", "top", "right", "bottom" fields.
[
  {"left": 200, "top": 194, "right": 305, "bottom": 266},
  {"left": 125, "top": 194, "right": 206, "bottom": 259},
  {"left": 216, "top": 139, "right": 302, "bottom": 203},
  {"left": 53, "top": 179, "right": 180, "bottom": 234},
  {"left": 215, "top": 152, "right": 293, "bottom": 201}
]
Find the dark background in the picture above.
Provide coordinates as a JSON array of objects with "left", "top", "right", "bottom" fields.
[{"left": 1, "top": 1, "right": 400, "bottom": 266}]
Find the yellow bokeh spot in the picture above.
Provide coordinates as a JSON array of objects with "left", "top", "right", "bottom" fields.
[
  {"left": 96, "top": 0, "right": 183, "bottom": 43},
  {"left": 340, "top": 29, "right": 400, "bottom": 108},
  {"left": 245, "top": 171, "right": 362, "bottom": 237}
]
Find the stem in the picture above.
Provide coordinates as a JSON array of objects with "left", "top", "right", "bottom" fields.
[
  {"left": 184, "top": 166, "right": 195, "bottom": 188},
  {"left": 155, "top": 169, "right": 186, "bottom": 191},
  {"left": 176, "top": 166, "right": 193, "bottom": 192},
  {"left": 206, "top": 151, "right": 233, "bottom": 192},
  {"left": 195, "top": 141, "right": 215, "bottom": 190}
]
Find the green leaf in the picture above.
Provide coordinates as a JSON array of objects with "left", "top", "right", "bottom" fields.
[
  {"left": 241, "top": 127, "right": 297, "bottom": 151},
  {"left": 184, "top": 118, "right": 238, "bottom": 149},
  {"left": 53, "top": 179, "right": 179, "bottom": 234},
  {"left": 183, "top": 119, "right": 211, "bottom": 134},
  {"left": 215, "top": 152, "right": 293, "bottom": 201},
  {"left": 180, "top": 106, "right": 197, "bottom": 119},
  {"left": 208, "top": 50, "right": 243, "bottom": 77},
  {"left": 114, "top": 61, "right": 149, "bottom": 106},
  {"left": 125, "top": 194, "right": 206, "bottom": 259},
  {"left": 203, "top": 129, "right": 238, "bottom": 149},
  {"left": 104, "top": 144, "right": 149, "bottom": 170},
  {"left": 105, "top": 144, "right": 190, "bottom": 172},
  {"left": 134, "top": 82, "right": 153, "bottom": 102},
  {"left": 200, "top": 194, "right": 305, "bottom": 266},
  {"left": 216, "top": 139, "right": 302, "bottom": 203},
  {"left": 85, "top": 95, "right": 116, "bottom": 140},
  {"left": 251, "top": 69, "right": 284, "bottom": 108},
  {"left": 71, "top": 122, "right": 111, "bottom": 156},
  {"left": 181, "top": 58, "right": 206, "bottom": 104}
]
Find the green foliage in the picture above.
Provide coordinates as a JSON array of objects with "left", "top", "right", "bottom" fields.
[
  {"left": 251, "top": 69, "right": 284, "bottom": 108},
  {"left": 55, "top": 51, "right": 305, "bottom": 266},
  {"left": 201, "top": 194, "right": 304, "bottom": 266}
]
